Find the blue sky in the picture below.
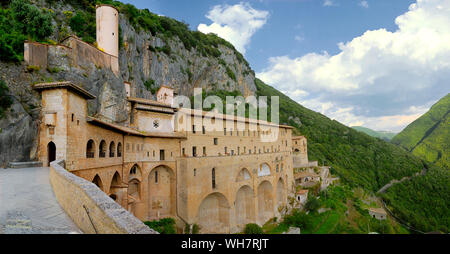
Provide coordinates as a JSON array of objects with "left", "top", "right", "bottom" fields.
[
  {"left": 123, "top": 0, "right": 414, "bottom": 71},
  {"left": 122, "top": 0, "right": 450, "bottom": 132}
]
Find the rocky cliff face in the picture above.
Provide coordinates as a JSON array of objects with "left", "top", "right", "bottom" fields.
[{"left": 0, "top": 1, "right": 257, "bottom": 166}]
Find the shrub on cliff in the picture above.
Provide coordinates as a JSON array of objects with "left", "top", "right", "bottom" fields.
[{"left": 244, "top": 223, "right": 264, "bottom": 234}]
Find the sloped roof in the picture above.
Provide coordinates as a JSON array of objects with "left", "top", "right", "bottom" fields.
[
  {"left": 33, "top": 81, "right": 96, "bottom": 99},
  {"left": 87, "top": 117, "right": 186, "bottom": 139},
  {"left": 368, "top": 208, "right": 387, "bottom": 215},
  {"left": 296, "top": 189, "right": 309, "bottom": 195},
  {"left": 294, "top": 171, "right": 320, "bottom": 179}
]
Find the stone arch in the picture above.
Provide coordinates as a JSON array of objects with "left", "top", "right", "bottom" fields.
[
  {"left": 236, "top": 168, "right": 251, "bottom": 182},
  {"left": 47, "top": 141, "right": 56, "bottom": 166},
  {"left": 92, "top": 174, "right": 104, "bottom": 191},
  {"left": 109, "top": 141, "right": 115, "bottom": 157},
  {"left": 148, "top": 165, "right": 175, "bottom": 220},
  {"left": 99, "top": 140, "right": 107, "bottom": 158},
  {"left": 128, "top": 164, "right": 142, "bottom": 215},
  {"left": 86, "top": 139, "right": 95, "bottom": 158},
  {"left": 235, "top": 185, "right": 255, "bottom": 229},
  {"left": 258, "top": 163, "right": 271, "bottom": 177},
  {"left": 109, "top": 171, "right": 122, "bottom": 203},
  {"left": 197, "top": 192, "right": 231, "bottom": 234},
  {"left": 257, "top": 180, "right": 274, "bottom": 225},
  {"left": 276, "top": 178, "right": 286, "bottom": 210}
]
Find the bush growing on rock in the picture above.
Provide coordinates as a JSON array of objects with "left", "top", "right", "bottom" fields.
[{"left": 244, "top": 223, "right": 264, "bottom": 234}]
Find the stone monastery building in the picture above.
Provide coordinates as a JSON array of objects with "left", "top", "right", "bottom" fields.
[{"left": 31, "top": 5, "right": 302, "bottom": 234}]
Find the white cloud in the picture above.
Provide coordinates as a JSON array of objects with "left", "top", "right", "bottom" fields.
[
  {"left": 295, "top": 35, "right": 304, "bottom": 42},
  {"left": 197, "top": 3, "right": 269, "bottom": 54},
  {"left": 359, "top": 1, "right": 369, "bottom": 8},
  {"left": 257, "top": 0, "right": 450, "bottom": 132},
  {"left": 323, "top": 0, "right": 337, "bottom": 7}
]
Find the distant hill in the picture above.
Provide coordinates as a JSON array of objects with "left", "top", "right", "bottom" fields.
[
  {"left": 391, "top": 94, "right": 450, "bottom": 169},
  {"left": 255, "top": 79, "right": 424, "bottom": 192},
  {"left": 352, "top": 126, "right": 397, "bottom": 141}
]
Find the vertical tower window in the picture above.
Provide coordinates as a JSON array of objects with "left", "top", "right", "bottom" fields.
[
  {"left": 155, "top": 171, "right": 158, "bottom": 184},
  {"left": 212, "top": 168, "right": 216, "bottom": 189},
  {"left": 192, "top": 146, "right": 197, "bottom": 157}
]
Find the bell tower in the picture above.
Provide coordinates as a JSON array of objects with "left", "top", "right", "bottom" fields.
[{"left": 96, "top": 4, "right": 119, "bottom": 57}]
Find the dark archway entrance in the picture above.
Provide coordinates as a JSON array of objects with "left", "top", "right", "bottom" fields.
[{"left": 47, "top": 142, "right": 56, "bottom": 166}]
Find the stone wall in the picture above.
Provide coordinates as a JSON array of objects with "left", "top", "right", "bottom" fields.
[
  {"left": 49, "top": 160, "right": 156, "bottom": 234},
  {"left": 24, "top": 37, "right": 119, "bottom": 76}
]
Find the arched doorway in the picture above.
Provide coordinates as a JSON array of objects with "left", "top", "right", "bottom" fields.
[
  {"left": 276, "top": 178, "right": 286, "bottom": 211},
  {"left": 128, "top": 164, "right": 142, "bottom": 216},
  {"left": 109, "top": 171, "right": 122, "bottom": 205},
  {"left": 235, "top": 185, "right": 255, "bottom": 229},
  {"left": 257, "top": 181, "right": 274, "bottom": 225},
  {"left": 47, "top": 142, "right": 56, "bottom": 166},
  {"left": 197, "top": 192, "right": 231, "bottom": 234},
  {"left": 92, "top": 174, "right": 104, "bottom": 191},
  {"left": 148, "top": 165, "right": 175, "bottom": 220}
]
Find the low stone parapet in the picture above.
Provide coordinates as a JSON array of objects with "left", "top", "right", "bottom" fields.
[
  {"left": 49, "top": 160, "right": 157, "bottom": 234},
  {"left": 7, "top": 161, "right": 43, "bottom": 168}
]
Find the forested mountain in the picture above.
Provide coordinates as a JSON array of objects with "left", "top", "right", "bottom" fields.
[
  {"left": 352, "top": 126, "right": 397, "bottom": 141},
  {"left": 392, "top": 94, "right": 449, "bottom": 169}
]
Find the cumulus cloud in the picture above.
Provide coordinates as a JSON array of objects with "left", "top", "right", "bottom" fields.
[
  {"left": 359, "top": 1, "right": 369, "bottom": 8},
  {"left": 258, "top": 0, "right": 450, "bottom": 132},
  {"left": 197, "top": 2, "right": 269, "bottom": 54}
]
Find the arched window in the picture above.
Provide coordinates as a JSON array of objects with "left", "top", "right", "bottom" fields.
[
  {"left": 99, "top": 140, "right": 106, "bottom": 158},
  {"left": 86, "top": 140, "right": 95, "bottom": 158},
  {"left": 212, "top": 168, "right": 216, "bottom": 189},
  {"left": 130, "top": 165, "right": 138, "bottom": 175},
  {"left": 117, "top": 142, "right": 122, "bottom": 157},
  {"left": 109, "top": 142, "right": 115, "bottom": 157}
]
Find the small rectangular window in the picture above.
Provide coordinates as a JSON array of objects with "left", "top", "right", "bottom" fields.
[
  {"left": 202, "top": 126, "right": 206, "bottom": 134},
  {"left": 193, "top": 146, "right": 197, "bottom": 157},
  {"left": 192, "top": 125, "right": 196, "bottom": 134},
  {"left": 214, "top": 138, "right": 218, "bottom": 145},
  {"left": 71, "top": 114, "right": 74, "bottom": 122},
  {"left": 203, "top": 147, "right": 206, "bottom": 156},
  {"left": 224, "top": 128, "right": 227, "bottom": 136},
  {"left": 160, "top": 150, "right": 165, "bottom": 160}
]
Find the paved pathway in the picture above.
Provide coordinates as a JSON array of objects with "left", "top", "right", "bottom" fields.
[{"left": 0, "top": 167, "right": 81, "bottom": 234}]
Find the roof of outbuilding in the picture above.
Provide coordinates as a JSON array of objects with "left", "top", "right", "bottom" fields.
[
  {"left": 33, "top": 81, "right": 96, "bottom": 99},
  {"left": 368, "top": 208, "right": 387, "bottom": 215},
  {"left": 296, "top": 189, "right": 309, "bottom": 195}
]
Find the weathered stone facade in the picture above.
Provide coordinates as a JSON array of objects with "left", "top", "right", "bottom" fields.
[
  {"left": 27, "top": 4, "right": 300, "bottom": 234},
  {"left": 34, "top": 81, "right": 295, "bottom": 233}
]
